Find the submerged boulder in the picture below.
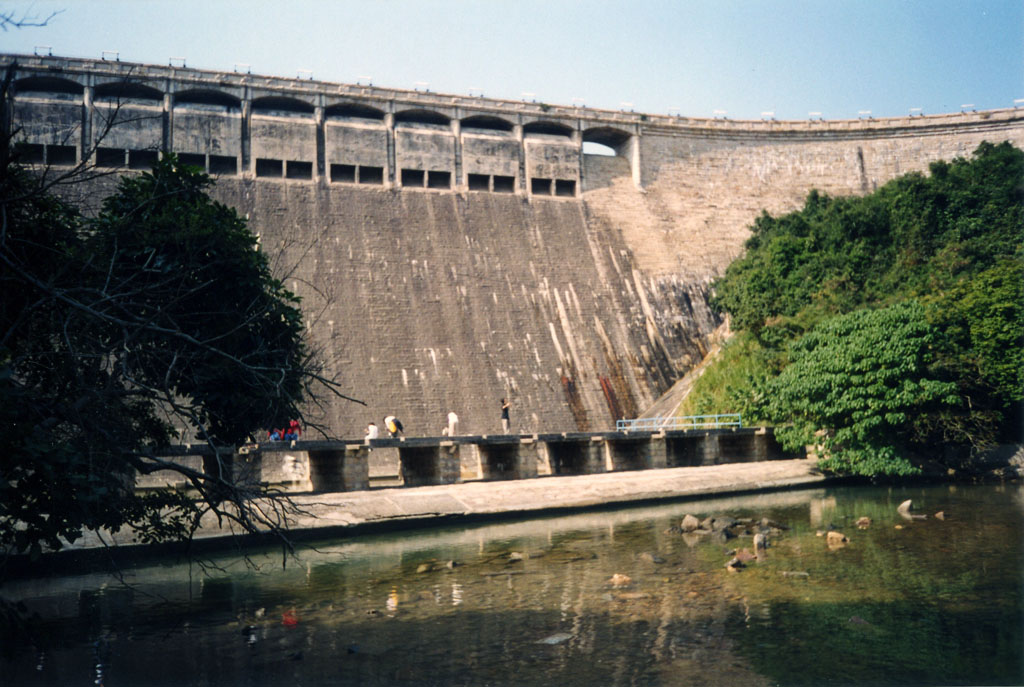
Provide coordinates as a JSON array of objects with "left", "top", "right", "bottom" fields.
[{"left": 826, "top": 531, "right": 849, "bottom": 549}]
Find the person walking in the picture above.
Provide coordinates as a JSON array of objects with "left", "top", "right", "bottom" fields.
[
  {"left": 501, "top": 398, "right": 510, "bottom": 434},
  {"left": 384, "top": 415, "right": 404, "bottom": 437}
]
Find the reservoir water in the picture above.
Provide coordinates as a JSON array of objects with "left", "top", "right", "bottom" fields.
[{"left": 2, "top": 482, "right": 1021, "bottom": 686}]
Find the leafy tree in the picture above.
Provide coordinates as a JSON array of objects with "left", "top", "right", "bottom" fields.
[
  {"left": 766, "top": 302, "right": 959, "bottom": 476},
  {"left": 935, "top": 258, "right": 1024, "bottom": 409},
  {"left": 0, "top": 143, "right": 341, "bottom": 557},
  {"left": 695, "top": 142, "right": 1023, "bottom": 474}
]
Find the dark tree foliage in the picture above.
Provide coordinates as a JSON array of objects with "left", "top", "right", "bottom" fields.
[
  {"left": 89, "top": 159, "right": 309, "bottom": 445},
  {"left": 713, "top": 141, "right": 1023, "bottom": 347},
  {"left": 0, "top": 152, "right": 329, "bottom": 557},
  {"left": 704, "top": 142, "right": 1024, "bottom": 475}
]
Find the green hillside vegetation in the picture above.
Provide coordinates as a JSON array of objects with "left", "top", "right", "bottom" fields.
[{"left": 681, "top": 141, "right": 1023, "bottom": 476}]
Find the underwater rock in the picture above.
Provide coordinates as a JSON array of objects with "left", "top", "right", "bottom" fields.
[
  {"left": 710, "top": 528, "right": 736, "bottom": 544},
  {"left": 608, "top": 573, "right": 632, "bottom": 587},
  {"left": 826, "top": 531, "right": 849, "bottom": 548},
  {"left": 897, "top": 499, "right": 927, "bottom": 520},
  {"left": 734, "top": 548, "right": 757, "bottom": 563},
  {"left": 759, "top": 517, "right": 789, "bottom": 531}
]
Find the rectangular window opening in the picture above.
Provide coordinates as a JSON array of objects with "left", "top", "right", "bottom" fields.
[
  {"left": 531, "top": 177, "right": 552, "bottom": 196},
  {"left": 256, "top": 158, "right": 283, "bottom": 177},
  {"left": 286, "top": 160, "right": 313, "bottom": 180},
  {"left": 468, "top": 173, "right": 489, "bottom": 191},
  {"left": 209, "top": 155, "right": 237, "bottom": 175},
  {"left": 555, "top": 179, "right": 576, "bottom": 197},
  {"left": 330, "top": 163, "right": 356, "bottom": 183},
  {"left": 97, "top": 147, "right": 126, "bottom": 168},
  {"left": 427, "top": 170, "right": 451, "bottom": 189},
  {"left": 48, "top": 145, "right": 77, "bottom": 166},
  {"left": 358, "top": 166, "right": 384, "bottom": 185},
  {"left": 493, "top": 175, "right": 515, "bottom": 193},
  {"left": 401, "top": 168, "right": 425, "bottom": 187},
  {"left": 129, "top": 149, "right": 159, "bottom": 170},
  {"left": 17, "top": 142, "right": 45, "bottom": 164},
  {"left": 178, "top": 153, "right": 206, "bottom": 170}
]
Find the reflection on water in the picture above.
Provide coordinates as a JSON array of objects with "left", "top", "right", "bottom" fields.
[{"left": 2, "top": 484, "right": 1022, "bottom": 686}]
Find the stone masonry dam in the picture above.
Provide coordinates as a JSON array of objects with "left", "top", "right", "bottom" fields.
[{"left": 6, "top": 54, "right": 1024, "bottom": 439}]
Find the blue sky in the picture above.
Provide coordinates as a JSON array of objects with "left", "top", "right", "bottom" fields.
[{"left": 3, "top": 0, "right": 1022, "bottom": 120}]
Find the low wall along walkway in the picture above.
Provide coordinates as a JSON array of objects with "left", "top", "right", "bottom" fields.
[{"left": 141, "top": 427, "right": 798, "bottom": 494}]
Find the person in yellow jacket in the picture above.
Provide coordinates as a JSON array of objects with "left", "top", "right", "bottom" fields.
[{"left": 384, "top": 415, "right": 404, "bottom": 437}]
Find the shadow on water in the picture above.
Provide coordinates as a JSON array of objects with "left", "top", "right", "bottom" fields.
[
  {"left": 735, "top": 600, "right": 1022, "bottom": 687},
  {"left": 1, "top": 483, "right": 1021, "bottom": 686}
]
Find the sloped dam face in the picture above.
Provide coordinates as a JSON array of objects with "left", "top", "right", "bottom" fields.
[{"left": 215, "top": 180, "right": 721, "bottom": 438}]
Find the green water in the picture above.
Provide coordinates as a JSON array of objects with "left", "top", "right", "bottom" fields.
[{"left": 2, "top": 483, "right": 1021, "bottom": 686}]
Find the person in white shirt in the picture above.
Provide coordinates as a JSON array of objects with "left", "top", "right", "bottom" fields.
[
  {"left": 445, "top": 411, "right": 459, "bottom": 437},
  {"left": 365, "top": 422, "right": 379, "bottom": 444}
]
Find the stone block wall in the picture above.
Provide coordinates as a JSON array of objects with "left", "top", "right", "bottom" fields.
[{"left": 7, "top": 55, "right": 1023, "bottom": 442}]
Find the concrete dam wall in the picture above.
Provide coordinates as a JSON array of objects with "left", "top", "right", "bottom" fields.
[
  {"left": 6, "top": 54, "right": 1024, "bottom": 438},
  {"left": 215, "top": 180, "right": 712, "bottom": 436}
]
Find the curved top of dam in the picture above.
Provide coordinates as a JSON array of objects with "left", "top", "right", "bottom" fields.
[{"left": 4, "top": 53, "right": 1021, "bottom": 143}]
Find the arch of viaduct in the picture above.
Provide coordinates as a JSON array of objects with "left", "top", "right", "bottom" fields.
[
  {"left": 6, "top": 54, "right": 1024, "bottom": 439},
  {"left": 7, "top": 54, "right": 644, "bottom": 197},
  {"left": 9, "top": 54, "right": 1022, "bottom": 199}
]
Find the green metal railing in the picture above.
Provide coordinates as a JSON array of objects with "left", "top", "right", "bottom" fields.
[{"left": 615, "top": 414, "right": 742, "bottom": 432}]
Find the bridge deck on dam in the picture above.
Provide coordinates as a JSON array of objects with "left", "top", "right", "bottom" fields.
[{"left": 145, "top": 427, "right": 800, "bottom": 498}]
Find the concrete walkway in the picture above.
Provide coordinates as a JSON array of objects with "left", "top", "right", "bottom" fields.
[
  {"left": 63, "top": 458, "right": 827, "bottom": 553},
  {"left": 224, "top": 457, "right": 828, "bottom": 542}
]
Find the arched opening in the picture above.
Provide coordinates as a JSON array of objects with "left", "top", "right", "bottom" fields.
[
  {"left": 94, "top": 81, "right": 163, "bottom": 101},
  {"left": 14, "top": 76, "right": 83, "bottom": 96},
  {"left": 523, "top": 120, "right": 573, "bottom": 138},
  {"left": 395, "top": 109, "right": 450, "bottom": 126},
  {"left": 583, "top": 142, "right": 616, "bottom": 156},
  {"left": 325, "top": 102, "right": 385, "bottom": 121},
  {"left": 583, "top": 127, "right": 631, "bottom": 156},
  {"left": 251, "top": 96, "right": 315, "bottom": 116},
  {"left": 174, "top": 89, "right": 241, "bottom": 109},
  {"left": 461, "top": 115, "right": 513, "bottom": 133}
]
